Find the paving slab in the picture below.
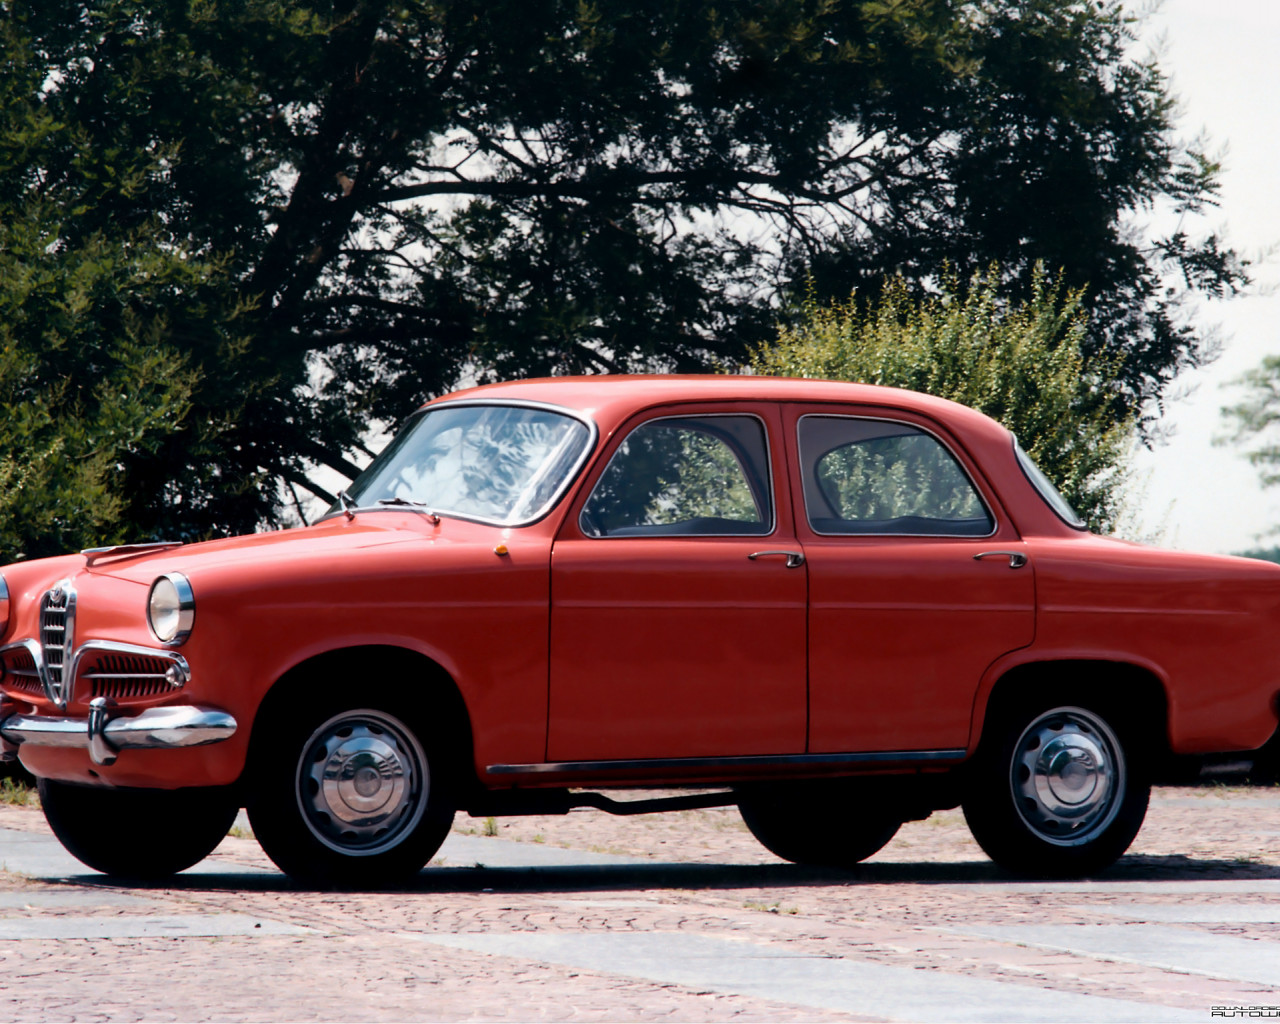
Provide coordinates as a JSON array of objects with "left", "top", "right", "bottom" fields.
[
  {"left": 959, "top": 923, "right": 1280, "bottom": 987},
  {"left": 1083, "top": 903, "right": 1280, "bottom": 923},
  {"left": 0, "top": 826, "right": 88, "bottom": 878},
  {"left": 0, "top": 825, "right": 663, "bottom": 885},
  {"left": 416, "top": 930, "right": 1203, "bottom": 1023},
  {"left": 0, "top": 889, "right": 157, "bottom": 910},
  {"left": 438, "top": 833, "right": 652, "bottom": 869},
  {"left": 934, "top": 879, "right": 1280, "bottom": 894},
  {"left": 0, "top": 913, "right": 310, "bottom": 940}
]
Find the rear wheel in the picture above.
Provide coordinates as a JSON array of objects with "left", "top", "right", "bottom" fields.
[
  {"left": 738, "top": 785, "right": 902, "bottom": 867},
  {"left": 247, "top": 699, "right": 454, "bottom": 888},
  {"left": 962, "top": 701, "right": 1150, "bottom": 877},
  {"left": 39, "top": 780, "right": 238, "bottom": 879}
]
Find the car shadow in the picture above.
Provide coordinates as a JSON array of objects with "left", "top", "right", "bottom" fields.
[{"left": 66, "top": 852, "right": 1280, "bottom": 894}]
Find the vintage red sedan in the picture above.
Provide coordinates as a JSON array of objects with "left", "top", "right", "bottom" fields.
[{"left": 0, "top": 376, "right": 1276, "bottom": 884}]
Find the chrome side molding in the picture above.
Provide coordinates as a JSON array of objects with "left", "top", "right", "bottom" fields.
[{"left": 487, "top": 748, "right": 967, "bottom": 776}]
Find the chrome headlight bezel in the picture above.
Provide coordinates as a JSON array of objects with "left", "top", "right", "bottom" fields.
[
  {"left": 147, "top": 573, "right": 195, "bottom": 645},
  {"left": 0, "top": 574, "right": 9, "bottom": 640}
]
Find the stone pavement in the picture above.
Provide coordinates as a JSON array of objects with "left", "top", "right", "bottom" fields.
[{"left": 0, "top": 786, "right": 1274, "bottom": 1021}]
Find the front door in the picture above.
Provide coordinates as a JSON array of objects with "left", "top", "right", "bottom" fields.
[{"left": 548, "top": 406, "right": 807, "bottom": 762}]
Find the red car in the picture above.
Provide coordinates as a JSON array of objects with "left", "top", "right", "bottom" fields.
[{"left": 0, "top": 376, "right": 1276, "bottom": 884}]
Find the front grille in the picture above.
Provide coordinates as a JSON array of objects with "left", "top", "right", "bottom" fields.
[
  {"left": 0, "top": 646, "right": 42, "bottom": 697},
  {"left": 39, "top": 582, "right": 75, "bottom": 704},
  {"left": 81, "top": 650, "right": 181, "bottom": 701}
]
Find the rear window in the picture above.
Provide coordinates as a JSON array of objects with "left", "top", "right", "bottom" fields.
[{"left": 1014, "top": 439, "right": 1086, "bottom": 529}]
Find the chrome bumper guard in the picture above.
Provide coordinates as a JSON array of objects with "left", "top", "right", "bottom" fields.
[{"left": 0, "top": 698, "right": 237, "bottom": 767}]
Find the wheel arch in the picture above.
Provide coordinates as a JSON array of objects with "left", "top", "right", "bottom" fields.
[
  {"left": 974, "top": 658, "right": 1172, "bottom": 767},
  {"left": 241, "top": 644, "right": 478, "bottom": 790}
]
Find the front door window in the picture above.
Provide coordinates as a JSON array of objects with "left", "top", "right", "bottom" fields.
[{"left": 580, "top": 416, "right": 772, "bottom": 536}]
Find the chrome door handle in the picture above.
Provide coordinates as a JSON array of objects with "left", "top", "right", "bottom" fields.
[
  {"left": 973, "top": 550, "right": 1028, "bottom": 569},
  {"left": 748, "top": 550, "right": 805, "bottom": 569}
]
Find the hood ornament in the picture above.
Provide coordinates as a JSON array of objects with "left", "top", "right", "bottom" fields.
[{"left": 81, "top": 541, "right": 184, "bottom": 566}]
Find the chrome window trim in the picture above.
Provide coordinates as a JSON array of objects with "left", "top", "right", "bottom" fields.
[
  {"left": 796, "top": 413, "right": 998, "bottom": 540},
  {"left": 147, "top": 572, "right": 195, "bottom": 646},
  {"left": 578, "top": 411, "right": 778, "bottom": 540},
  {"left": 317, "top": 398, "right": 599, "bottom": 529}
]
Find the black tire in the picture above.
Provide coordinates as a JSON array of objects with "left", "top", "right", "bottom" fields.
[
  {"left": 962, "top": 700, "right": 1150, "bottom": 878},
  {"left": 246, "top": 697, "right": 454, "bottom": 888},
  {"left": 39, "top": 779, "right": 239, "bottom": 879},
  {"left": 738, "top": 784, "right": 902, "bottom": 867}
]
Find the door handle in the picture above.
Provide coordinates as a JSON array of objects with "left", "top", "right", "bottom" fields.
[
  {"left": 748, "top": 550, "right": 806, "bottom": 569},
  {"left": 973, "top": 550, "right": 1028, "bottom": 569}
]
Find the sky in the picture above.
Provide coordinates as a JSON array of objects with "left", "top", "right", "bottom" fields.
[{"left": 1127, "top": 0, "right": 1280, "bottom": 553}]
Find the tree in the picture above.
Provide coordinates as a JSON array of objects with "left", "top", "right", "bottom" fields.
[
  {"left": 2, "top": 0, "right": 1242, "bottom": 540},
  {"left": 0, "top": 17, "right": 202, "bottom": 559},
  {"left": 1236, "top": 547, "right": 1280, "bottom": 565},
  {"left": 1222, "top": 354, "right": 1280, "bottom": 509},
  {"left": 751, "top": 268, "right": 1133, "bottom": 532}
]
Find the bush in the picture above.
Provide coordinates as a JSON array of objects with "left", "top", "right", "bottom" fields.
[{"left": 751, "top": 267, "right": 1135, "bottom": 533}]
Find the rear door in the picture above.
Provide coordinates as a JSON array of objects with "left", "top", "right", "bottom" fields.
[{"left": 786, "top": 407, "right": 1035, "bottom": 754}]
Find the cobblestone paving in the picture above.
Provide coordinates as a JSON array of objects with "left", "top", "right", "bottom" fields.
[{"left": 0, "top": 786, "right": 1274, "bottom": 1021}]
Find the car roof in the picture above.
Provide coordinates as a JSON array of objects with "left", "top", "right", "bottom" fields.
[{"left": 428, "top": 374, "right": 1010, "bottom": 441}]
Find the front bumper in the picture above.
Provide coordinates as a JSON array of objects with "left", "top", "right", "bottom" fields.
[{"left": 0, "top": 698, "right": 237, "bottom": 767}]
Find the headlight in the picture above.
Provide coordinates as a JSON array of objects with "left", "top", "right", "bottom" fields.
[
  {"left": 147, "top": 573, "right": 194, "bottom": 645},
  {"left": 0, "top": 575, "right": 8, "bottom": 639}
]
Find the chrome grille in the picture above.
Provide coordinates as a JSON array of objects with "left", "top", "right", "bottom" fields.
[
  {"left": 82, "top": 651, "right": 182, "bottom": 701},
  {"left": 0, "top": 645, "right": 42, "bottom": 697},
  {"left": 39, "top": 581, "right": 75, "bottom": 705}
]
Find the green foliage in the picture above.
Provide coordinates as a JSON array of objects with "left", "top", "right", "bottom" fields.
[
  {"left": 1222, "top": 355, "right": 1280, "bottom": 511},
  {"left": 1, "top": 1, "right": 1241, "bottom": 542},
  {"left": 751, "top": 268, "right": 1134, "bottom": 532},
  {"left": 0, "top": 775, "right": 38, "bottom": 807},
  {"left": 0, "top": 19, "right": 205, "bottom": 559},
  {"left": 1235, "top": 547, "right": 1280, "bottom": 565}
]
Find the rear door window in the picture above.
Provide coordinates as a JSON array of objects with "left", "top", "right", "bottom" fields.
[{"left": 799, "top": 416, "right": 993, "bottom": 536}]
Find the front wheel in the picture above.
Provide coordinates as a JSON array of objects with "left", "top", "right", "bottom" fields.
[
  {"left": 962, "top": 702, "right": 1150, "bottom": 877},
  {"left": 247, "top": 702, "right": 454, "bottom": 888},
  {"left": 39, "top": 780, "right": 239, "bottom": 879}
]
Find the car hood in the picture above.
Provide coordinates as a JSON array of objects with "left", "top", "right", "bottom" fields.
[{"left": 84, "top": 514, "right": 442, "bottom": 587}]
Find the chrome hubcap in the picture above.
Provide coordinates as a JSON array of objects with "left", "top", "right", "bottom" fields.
[
  {"left": 296, "top": 710, "right": 428, "bottom": 856},
  {"left": 1011, "top": 706, "right": 1124, "bottom": 847}
]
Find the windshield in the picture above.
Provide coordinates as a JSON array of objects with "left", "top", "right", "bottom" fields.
[
  {"left": 1013, "top": 438, "right": 1086, "bottom": 529},
  {"left": 335, "top": 403, "right": 594, "bottom": 525}
]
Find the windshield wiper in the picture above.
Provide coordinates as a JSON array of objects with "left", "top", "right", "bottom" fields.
[
  {"left": 337, "top": 490, "right": 358, "bottom": 520},
  {"left": 376, "top": 496, "right": 441, "bottom": 524}
]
